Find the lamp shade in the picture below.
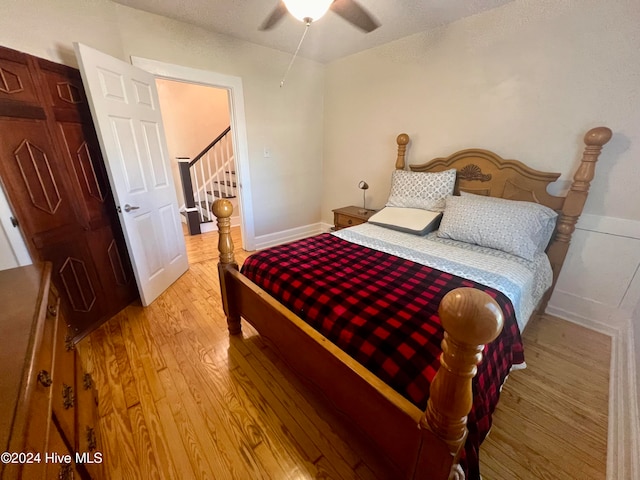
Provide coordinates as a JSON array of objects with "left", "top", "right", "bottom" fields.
[{"left": 283, "top": 0, "right": 333, "bottom": 22}]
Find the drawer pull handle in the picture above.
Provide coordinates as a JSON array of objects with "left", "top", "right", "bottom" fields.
[
  {"left": 62, "top": 383, "right": 75, "bottom": 409},
  {"left": 83, "top": 372, "right": 94, "bottom": 390},
  {"left": 37, "top": 370, "right": 52, "bottom": 387},
  {"left": 58, "top": 462, "right": 73, "bottom": 480},
  {"left": 347, "top": 219, "right": 353, "bottom": 225},
  {"left": 64, "top": 333, "right": 75, "bottom": 351},
  {"left": 86, "top": 426, "right": 97, "bottom": 451},
  {"left": 47, "top": 304, "right": 58, "bottom": 317}
]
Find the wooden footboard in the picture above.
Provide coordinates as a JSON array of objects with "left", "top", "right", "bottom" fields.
[{"left": 213, "top": 200, "right": 504, "bottom": 480}]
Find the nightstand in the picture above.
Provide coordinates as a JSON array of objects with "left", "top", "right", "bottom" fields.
[{"left": 332, "top": 206, "right": 377, "bottom": 230}]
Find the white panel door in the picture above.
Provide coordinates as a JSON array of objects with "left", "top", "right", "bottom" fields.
[{"left": 74, "top": 43, "right": 188, "bottom": 306}]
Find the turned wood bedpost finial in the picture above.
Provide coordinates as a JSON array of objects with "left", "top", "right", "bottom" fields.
[
  {"left": 396, "top": 133, "right": 410, "bottom": 170},
  {"left": 212, "top": 199, "right": 241, "bottom": 335},
  {"left": 421, "top": 288, "right": 504, "bottom": 469},
  {"left": 555, "top": 126, "right": 612, "bottom": 244},
  {"left": 212, "top": 199, "right": 237, "bottom": 266}
]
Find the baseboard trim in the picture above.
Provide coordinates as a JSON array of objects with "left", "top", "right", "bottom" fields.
[
  {"left": 546, "top": 305, "right": 639, "bottom": 480},
  {"left": 607, "top": 318, "right": 639, "bottom": 480},
  {"left": 254, "top": 223, "right": 325, "bottom": 250}
]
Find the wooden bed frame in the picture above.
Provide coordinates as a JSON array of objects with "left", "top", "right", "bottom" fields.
[{"left": 212, "top": 127, "right": 611, "bottom": 479}]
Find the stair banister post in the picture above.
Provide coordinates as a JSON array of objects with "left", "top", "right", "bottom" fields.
[{"left": 178, "top": 157, "right": 201, "bottom": 235}]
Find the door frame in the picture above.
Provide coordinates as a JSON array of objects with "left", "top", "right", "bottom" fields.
[
  {"left": 0, "top": 184, "right": 31, "bottom": 268},
  {"left": 130, "top": 56, "right": 256, "bottom": 252}
]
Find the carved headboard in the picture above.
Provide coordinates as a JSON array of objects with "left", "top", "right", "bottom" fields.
[{"left": 393, "top": 128, "right": 612, "bottom": 313}]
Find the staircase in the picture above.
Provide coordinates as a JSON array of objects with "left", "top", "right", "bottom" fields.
[{"left": 178, "top": 126, "right": 238, "bottom": 235}]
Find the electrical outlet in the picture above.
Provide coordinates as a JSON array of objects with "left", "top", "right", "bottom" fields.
[{"left": 263, "top": 147, "right": 271, "bottom": 158}]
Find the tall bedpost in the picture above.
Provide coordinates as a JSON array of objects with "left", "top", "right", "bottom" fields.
[
  {"left": 396, "top": 133, "right": 410, "bottom": 170},
  {"left": 212, "top": 199, "right": 242, "bottom": 335},
  {"left": 541, "top": 126, "right": 612, "bottom": 311},
  {"left": 414, "top": 288, "right": 504, "bottom": 480}
]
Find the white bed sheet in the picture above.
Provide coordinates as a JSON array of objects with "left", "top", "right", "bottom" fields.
[{"left": 331, "top": 223, "right": 552, "bottom": 332}]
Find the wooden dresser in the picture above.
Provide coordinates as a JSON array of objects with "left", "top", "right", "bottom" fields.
[{"left": 0, "top": 263, "right": 103, "bottom": 480}]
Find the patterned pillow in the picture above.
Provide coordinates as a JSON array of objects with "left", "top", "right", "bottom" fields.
[
  {"left": 386, "top": 169, "right": 456, "bottom": 212},
  {"left": 437, "top": 193, "right": 558, "bottom": 261}
]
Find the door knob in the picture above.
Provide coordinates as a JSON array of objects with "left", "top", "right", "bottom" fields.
[{"left": 123, "top": 204, "right": 140, "bottom": 213}]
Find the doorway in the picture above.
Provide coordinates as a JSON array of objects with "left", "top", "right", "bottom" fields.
[
  {"left": 155, "top": 79, "right": 241, "bottom": 238},
  {"left": 131, "top": 56, "right": 255, "bottom": 252}
]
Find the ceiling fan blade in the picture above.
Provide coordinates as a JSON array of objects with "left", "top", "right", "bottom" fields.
[
  {"left": 330, "top": 0, "right": 380, "bottom": 33},
  {"left": 260, "top": 1, "right": 288, "bottom": 31}
]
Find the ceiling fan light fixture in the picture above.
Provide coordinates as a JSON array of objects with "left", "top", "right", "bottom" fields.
[{"left": 283, "top": 0, "right": 333, "bottom": 23}]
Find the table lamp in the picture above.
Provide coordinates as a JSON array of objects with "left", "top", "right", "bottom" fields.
[{"left": 358, "top": 180, "right": 369, "bottom": 214}]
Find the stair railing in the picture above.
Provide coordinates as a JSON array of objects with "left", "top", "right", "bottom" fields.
[{"left": 178, "top": 126, "right": 235, "bottom": 235}]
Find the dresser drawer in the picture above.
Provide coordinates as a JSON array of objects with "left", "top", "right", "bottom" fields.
[
  {"left": 51, "top": 295, "right": 77, "bottom": 451},
  {"left": 335, "top": 212, "right": 364, "bottom": 228},
  {"left": 23, "top": 297, "right": 58, "bottom": 448},
  {"left": 76, "top": 362, "right": 103, "bottom": 479},
  {"left": 45, "top": 419, "right": 82, "bottom": 480}
]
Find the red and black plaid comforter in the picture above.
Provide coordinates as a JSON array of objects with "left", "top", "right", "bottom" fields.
[{"left": 241, "top": 233, "right": 524, "bottom": 479}]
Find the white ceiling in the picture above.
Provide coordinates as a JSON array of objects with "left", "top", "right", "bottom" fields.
[{"left": 112, "top": 0, "right": 515, "bottom": 63}]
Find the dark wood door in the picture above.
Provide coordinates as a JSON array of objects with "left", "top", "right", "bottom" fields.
[{"left": 0, "top": 45, "right": 137, "bottom": 338}]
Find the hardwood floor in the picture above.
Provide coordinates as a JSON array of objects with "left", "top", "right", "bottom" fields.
[{"left": 78, "top": 228, "right": 610, "bottom": 479}]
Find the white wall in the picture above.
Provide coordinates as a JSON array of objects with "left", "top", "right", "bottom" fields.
[
  {"left": 0, "top": 0, "right": 125, "bottom": 65},
  {"left": 0, "top": 0, "right": 325, "bottom": 238},
  {"left": 322, "top": 0, "right": 639, "bottom": 220}
]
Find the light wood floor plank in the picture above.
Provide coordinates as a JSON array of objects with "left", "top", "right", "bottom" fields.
[
  {"left": 127, "top": 403, "right": 163, "bottom": 480},
  {"left": 156, "top": 367, "right": 223, "bottom": 480},
  {"left": 127, "top": 306, "right": 167, "bottom": 372},
  {"left": 118, "top": 319, "right": 180, "bottom": 479},
  {"left": 154, "top": 397, "right": 200, "bottom": 479},
  {"left": 105, "top": 316, "right": 140, "bottom": 409},
  {"left": 162, "top": 334, "right": 276, "bottom": 479},
  {"left": 81, "top": 228, "right": 610, "bottom": 480},
  {"left": 158, "top": 344, "right": 263, "bottom": 479}
]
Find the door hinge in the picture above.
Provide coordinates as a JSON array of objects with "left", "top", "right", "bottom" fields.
[{"left": 10, "top": 216, "right": 18, "bottom": 227}]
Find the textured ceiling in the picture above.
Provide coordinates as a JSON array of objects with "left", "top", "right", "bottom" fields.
[{"left": 113, "top": 0, "right": 515, "bottom": 63}]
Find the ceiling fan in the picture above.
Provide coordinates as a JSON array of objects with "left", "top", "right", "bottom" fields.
[{"left": 260, "top": 0, "right": 380, "bottom": 33}]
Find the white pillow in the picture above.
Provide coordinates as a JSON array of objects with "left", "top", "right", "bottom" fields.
[
  {"left": 368, "top": 207, "right": 442, "bottom": 235},
  {"left": 437, "top": 193, "right": 558, "bottom": 261},
  {"left": 386, "top": 169, "right": 456, "bottom": 212}
]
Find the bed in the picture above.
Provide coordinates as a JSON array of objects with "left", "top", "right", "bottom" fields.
[{"left": 212, "top": 127, "right": 611, "bottom": 480}]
